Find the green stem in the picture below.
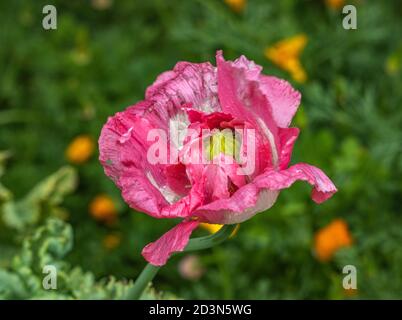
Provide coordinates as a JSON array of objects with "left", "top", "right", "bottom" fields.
[
  {"left": 125, "top": 224, "right": 237, "bottom": 300},
  {"left": 124, "top": 263, "right": 160, "bottom": 300}
]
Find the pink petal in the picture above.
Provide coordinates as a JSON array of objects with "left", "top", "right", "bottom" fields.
[
  {"left": 216, "top": 51, "right": 280, "bottom": 169},
  {"left": 203, "top": 164, "right": 231, "bottom": 201},
  {"left": 213, "top": 154, "right": 247, "bottom": 189},
  {"left": 193, "top": 163, "right": 337, "bottom": 224},
  {"left": 119, "top": 167, "right": 171, "bottom": 217},
  {"left": 194, "top": 184, "right": 279, "bottom": 224},
  {"left": 145, "top": 61, "right": 220, "bottom": 114},
  {"left": 200, "top": 154, "right": 247, "bottom": 202},
  {"left": 254, "top": 163, "right": 337, "bottom": 204},
  {"left": 142, "top": 220, "right": 200, "bottom": 266},
  {"left": 186, "top": 109, "right": 234, "bottom": 129},
  {"left": 159, "top": 178, "right": 205, "bottom": 217},
  {"left": 278, "top": 127, "right": 300, "bottom": 170},
  {"left": 164, "top": 163, "right": 191, "bottom": 196},
  {"left": 259, "top": 76, "right": 301, "bottom": 128},
  {"left": 99, "top": 107, "right": 170, "bottom": 214},
  {"left": 231, "top": 55, "right": 262, "bottom": 80},
  {"left": 99, "top": 105, "right": 203, "bottom": 219}
]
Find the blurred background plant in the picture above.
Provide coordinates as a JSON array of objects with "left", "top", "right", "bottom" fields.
[{"left": 0, "top": 0, "right": 401, "bottom": 299}]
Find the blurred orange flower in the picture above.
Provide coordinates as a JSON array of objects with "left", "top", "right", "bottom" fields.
[
  {"left": 325, "top": 0, "right": 345, "bottom": 10},
  {"left": 314, "top": 219, "right": 353, "bottom": 262},
  {"left": 224, "top": 0, "right": 246, "bottom": 13},
  {"left": 343, "top": 288, "right": 358, "bottom": 297},
  {"left": 103, "top": 233, "right": 121, "bottom": 250},
  {"left": 91, "top": 0, "right": 113, "bottom": 10},
  {"left": 264, "top": 34, "right": 308, "bottom": 83},
  {"left": 89, "top": 194, "right": 117, "bottom": 224},
  {"left": 66, "top": 134, "right": 94, "bottom": 164}
]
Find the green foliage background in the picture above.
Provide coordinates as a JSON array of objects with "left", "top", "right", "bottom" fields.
[{"left": 0, "top": 0, "right": 401, "bottom": 299}]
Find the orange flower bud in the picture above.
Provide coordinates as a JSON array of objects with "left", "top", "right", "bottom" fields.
[
  {"left": 343, "top": 288, "right": 358, "bottom": 297},
  {"left": 314, "top": 219, "right": 353, "bottom": 262},
  {"left": 66, "top": 135, "right": 94, "bottom": 164},
  {"left": 89, "top": 194, "right": 117, "bottom": 223},
  {"left": 265, "top": 34, "right": 308, "bottom": 83},
  {"left": 103, "top": 233, "right": 121, "bottom": 250},
  {"left": 224, "top": 0, "right": 246, "bottom": 13},
  {"left": 325, "top": 0, "right": 345, "bottom": 10}
]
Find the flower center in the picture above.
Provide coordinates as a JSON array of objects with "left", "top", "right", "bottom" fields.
[{"left": 205, "top": 129, "right": 240, "bottom": 161}]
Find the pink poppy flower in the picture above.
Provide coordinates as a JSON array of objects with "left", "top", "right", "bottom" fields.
[{"left": 99, "top": 51, "right": 337, "bottom": 266}]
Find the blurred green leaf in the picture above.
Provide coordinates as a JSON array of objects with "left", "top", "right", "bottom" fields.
[{"left": 1, "top": 166, "right": 77, "bottom": 230}]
